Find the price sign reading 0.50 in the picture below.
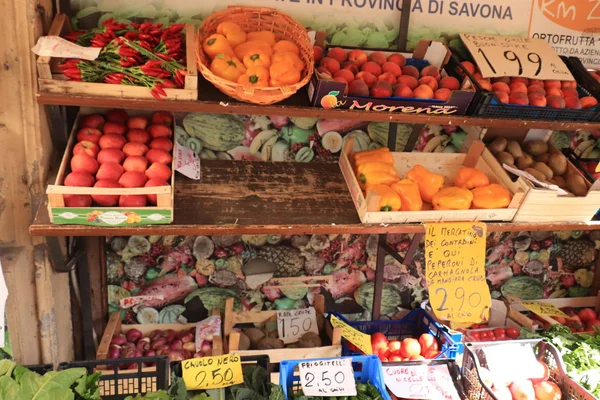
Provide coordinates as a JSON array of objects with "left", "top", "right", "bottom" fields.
[
  {"left": 182, "top": 354, "right": 243, "bottom": 390},
  {"left": 277, "top": 307, "right": 319, "bottom": 344},
  {"left": 299, "top": 359, "right": 357, "bottom": 397}
]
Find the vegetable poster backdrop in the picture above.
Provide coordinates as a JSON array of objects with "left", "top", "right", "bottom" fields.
[{"left": 107, "top": 231, "right": 599, "bottom": 324}]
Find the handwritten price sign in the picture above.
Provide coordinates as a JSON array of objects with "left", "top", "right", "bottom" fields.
[
  {"left": 383, "top": 364, "right": 461, "bottom": 400},
  {"left": 460, "top": 33, "right": 574, "bottom": 81},
  {"left": 182, "top": 354, "right": 243, "bottom": 390},
  {"left": 277, "top": 307, "right": 319, "bottom": 344},
  {"left": 299, "top": 358, "right": 357, "bottom": 397},
  {"left": 425, "top": 222, "right": 491, "bottom": 323},
  {"left": 520, "top": 302, "right": 569, "bottom": 318},
  {"left": 330, "top": 314, "right": 372, "bottom": 355}
]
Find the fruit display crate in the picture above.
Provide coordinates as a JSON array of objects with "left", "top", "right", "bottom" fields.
[
  {"left": 280, "top": 355, "right": 391, "bottom": 400},
  {"left": 461, "top": 340, "right": 594, "bottom": 400},
  {"left": 339, "top": 139, "right": 525, "bottom": 224},
  {"left": 224, "top": 294, "right": 342, "bottom": 363},
  {"left": 446, "top": 54, "right": 600, "bottom": 122},
  {"left": 59, "top": 356, "right": 170, "bottom": 400},
  {"left": 36, "top": 14, "right": 198, "bottom": 100},
  {"left": 97, "top": 311, "right": 223, "bottom": 368},
  {"left": 308, "top": 39, "right": 476, "bottom": 116},
  {"left": 46, "top": 108, "right": 175, "bottom": 226},
  {"left": 333, "top": 308, "right": 464, "bottom": 361},
  {"left": 484, "top": 142, "right": 600, "bottom": 223}
]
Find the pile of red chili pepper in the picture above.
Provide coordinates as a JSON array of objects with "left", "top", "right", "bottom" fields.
[{"left": 60, "top": 18, "right": 187, "bottom": 100}]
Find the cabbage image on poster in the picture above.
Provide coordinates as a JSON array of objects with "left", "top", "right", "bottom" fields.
[{"left": 529, "top": 0, "right": 600, "bottom": 69}]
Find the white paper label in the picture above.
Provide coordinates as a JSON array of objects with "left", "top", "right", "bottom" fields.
[
  {"left": 483, "top": 343, "right": 539, "bottom": 384},
  {"left": 299, "top": 358, "right": 357, "bottom": 397},
  {"left": 0, "top": 260, "right": 8, "bottom": 348},
  {"left": 174, "top": 142, "right": 201, "bottom": 180},
  {"left": 277, "top": 307, "right": 319, "bottom": 344},
  {"left": 120, "top": 295, "right": 164, "bottom": 309},
  {"left": 32, "top": 36, "right": 101, "bottom": 60},
  {"left": 195, "top": 315, "right": 221, "bottom": 352},
  {"left": 503, "top": 164, "right": 568, "bottom": 195},
  {"left": 383, "top": 364, "right": 461, "bottom": 400}
]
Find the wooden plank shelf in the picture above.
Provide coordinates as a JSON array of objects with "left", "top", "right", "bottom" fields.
[
  {"left": 30, "top": 160, "right": 600, "bottom": 236},
  {"left": 37, "top": 79, "right": 600, "bottom": 131}
]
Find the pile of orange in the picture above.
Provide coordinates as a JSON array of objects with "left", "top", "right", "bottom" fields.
[{"left": 202, "top": 22, "right": 305, "bottom": 88}]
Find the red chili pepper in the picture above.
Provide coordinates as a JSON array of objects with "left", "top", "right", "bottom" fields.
[
  {"left": 130, "top": 22, "right": 141, "bottom": 29},
  {"left": 139, "top": 33, "right": 153, "bottom": 41},
  {"left": 139, "top": 22, "right": 153, "bottom": 31},
  {"left": 154, "top": 83, "right": 167, "bottom": 97},
  {"left": 150, "top": 87, "right": 163, "bottom": 101},
  {"left": 162, "top": 79, "right": 176, "bottom": 88},
  {"left": 167, "top": 24, "right": 185, "bottom": 33},
  {"left": 139, "top": 40, "right": 152, "bottom": 50},
  {"left": 144, "top": 60, "right": 163, "bottom": 68},
  {"left": 124, "top": 31, "right": 139, "bottom": 40},
  {"left": 120, "top": 59, "right": 134, "bottom": 67},
  {"left": 90, "top": 39, "right": 107, "bottom": 48},
  {"left": 150, "top": 29, "right": 162, "bottom": 37}
]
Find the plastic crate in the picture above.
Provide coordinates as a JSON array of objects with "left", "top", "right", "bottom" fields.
[
  {"left": 280, "top": 355, "right": 390, "bottom": 400},
  {"left": 333, "top": 308, "right": 464, "bottom": 360},
  {"left": 461, "top": 340, "right": 594, "bottom": 400},
  {"left": 58, "top": 356, "right": 169, "bottom": 400},
  {"left": 446, "top": 54, "right": 600, "bottom": 122},
  {"left": 24, "top": 364, "right": 53, "bottom": 375}
]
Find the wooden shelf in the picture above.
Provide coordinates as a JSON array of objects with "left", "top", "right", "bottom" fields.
[
  {"left": 36, "top": 79, "right": 600, "bottom": 130},
  {"left": 30, "top": 160, "right": 600, "bottom": 236}
]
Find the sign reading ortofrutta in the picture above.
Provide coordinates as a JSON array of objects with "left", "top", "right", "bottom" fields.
[
  {"left": 425, "top": 222, "right": 491, "bottom": 323},
  {"left": 460, "top": 33, "right": 574, "bottom": 81}
]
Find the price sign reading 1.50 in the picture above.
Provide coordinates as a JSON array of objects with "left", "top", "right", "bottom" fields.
[
  {"left": 182, "top": 354, "right": 243, "bottom": 390},
  {"left": 299, "top": 358, "right": 357, "bottom": 397},
  {"left": 277, "top": 307, "right": 319, "bottom": 344}
]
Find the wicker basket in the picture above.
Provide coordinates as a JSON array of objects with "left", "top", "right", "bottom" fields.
[{"left": 196, "top": 6, "right": 314, "bottom": 105}]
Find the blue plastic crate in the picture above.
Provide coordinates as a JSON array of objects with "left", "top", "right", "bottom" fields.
[
  {"left": 280, "top": 355, "right": 391, "bottom": 400},
  {"left": 332, "top": 308, "right": 464, "bottom": 360}
]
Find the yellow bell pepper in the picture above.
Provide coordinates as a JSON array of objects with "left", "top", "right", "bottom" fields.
[
  {"left": 432, "top": 186, "right": 473, "bottom": 210},
  {"left": 269, "top": 62, "right": 301, "bottom": 86},
  {"left": 202, "top": 33, "right": 234, "bottom": 59},
  {"left": 454, "top": 167, "right": 490, "bottom": 189},
  {"left": 354, "top": 149, "right": 394, "bottom": 169},
  {"left": 243, "top": 51, "right": 271, "bottom": 69},
  {"left": 234, "top": 40, "right": 274, "bottom": 60},
  {"left": 358, "top": 170, "right": 398, "bottom": 187},
  {"left": 247, "top": 30, "right": 277, "bottom": 46},
  {"left": 406, "top": 165, "right": 444, "bottom": 203},
  {"left": 272, "top": 51, "right": 305, "bottom": 72},
  {"left": 353, "top": 147, "right": 389, "bottom": 161},
  {"left": 471, "top": 184, "right": 512, "bottom": 209},
  {"left": 210, "top": 54, "right": 246, "bottom": 82},
  {"left": 367, "top": 184, "right": 401, "bottom": 212},
  {"left": 391, "top": 179, "right": 423, "bottom": 211},
  {"left": 237, "top": 66, "right": 270, "bottom": 87},
  {"left": 216, "top": 21, "right": 247, "bottom": 48}
]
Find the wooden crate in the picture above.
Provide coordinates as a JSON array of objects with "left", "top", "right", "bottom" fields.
[
  {"left": 46, "top": 108, "right": 174, "bottom": 226},
  {"left": 339, "top": 140, "right": 525, "bottom": 223},
  {"left": 487, "top": 144, "right": 600, "bottom": 223},
  {"left": 224, "top": 294, "right": 342, "bottom": 363},
  {"left": 37, "top": 14, "right": 198, "bottom": 101}
]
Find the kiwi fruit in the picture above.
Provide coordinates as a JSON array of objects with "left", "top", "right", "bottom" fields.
[
  {"left": 506, "top": 141, "right": 523, "bottom": 159},
  {"left": 533, "top": 162, "right": 553, "bottom": 180},
  {"left": 525, "top": 168, "right": 547, "bottom": 182},
  {"left": 496, "top": 151, "right": 515, "bottom": 166},
  {"left": 488, "top": 137, "right": 508, "bottom": 154},
  {"left": 523, "top": 140, "right": 549, "bottom": 156},
  {"left": 550, "top": 175, "right": 567, "bottom": 189},
  {"left": 534, "top": 153, "right": 550, "bottom": 163},
  {"left": 548, "top": 153, "right": 567, "bottom": 176},
  {"left": 516, "top": 155, "right": 534, "bottom": 170},
  {"left": 566, "top": 173, "right": 588, "bottom": 196}
]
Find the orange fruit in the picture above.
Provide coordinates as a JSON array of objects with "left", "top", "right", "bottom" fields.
[
  {"left": 400, "top": 338, "right": 421, "bottom": 358},
  {"left": 418, "top": 333, "right": 438, "bottom": 355}
]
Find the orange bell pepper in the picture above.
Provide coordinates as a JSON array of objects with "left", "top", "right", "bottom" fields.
[
  {"left": 247, "top": 30, "right": 277, "bottom": 46},
  {"left": 272, "top": 51, "right": 305, "bottom": 72},
  {"left": 216, "top": 21, "right": 247, "bottom": 48},
  {"left": 356, "top": 162, "right": 398, "bottom": 178},
  {"left": 210, "top": 54, "right": 246, "bottom": 82},
  {"left": 273, "top": 40, "right": 300, "bottom": 55},
  {"left": 454, "top": 167, "right": 490, "bottom": 189},
  {"left": 354, "top": 148, "right": 394, "bottom": 168},
  {"left": 471, "top": 184, "right": 512, "bottom": 209},
  {"left": 406, "top": 165, "right": 444, "bottom": 203},
  {"left": 391, "top": 179, "right": 423, "bottom": 211},
  {"left": 243, "top": 51, "right": 271, "bottom": 69},
  {"left": 237, "top": 66, "right": 270, "bottom": 87},
  {"left": 353, "top": 147, "right": 390, "bottom": 160},
  {"left": 358, "top": 169, "right": 398, "bottom": 187},
  {"left": 432, "top": 186, "right": 473, "bottom": 210},
  {"left": 234, "top": 40, "right": 274, "bottom": 61},
  {"left": 202, "top": 33, "right": 234, "bottom": 59},
  {"left": 367, "top": 184, "right": 401, "bottom": 212},
  {"left": 269, "top": 62, "right": 301, "bottom": 86}
]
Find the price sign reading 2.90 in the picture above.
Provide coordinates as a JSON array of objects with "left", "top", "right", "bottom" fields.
[
  {"left": 299, "top": 359, "right": 357, "bottom": 397},
  {"left": 182, "top": 354, "right": 243, "bottom": 390}
]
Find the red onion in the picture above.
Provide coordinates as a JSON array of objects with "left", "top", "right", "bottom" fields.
[
  {"left": 200, "top": 342, "right": 212, "bottom": 355},
  {"left": 181, "top": 349, "right": 192, "bottom": 359},
  {"left": 193, "top": 352, "right": 202, "bottom": 358},
  {"left": 170, "top": 339, "right": 183, "bottom": 350},
  {"left": 144, "top": 350, "right": 156, "bottom": 357},
  {"left": 126, "top": 329, "right": 143, "bottom": 343},
  {"left": 108, "top": 345, "right": 121, "bottom": 359},
  {"left": 182, "top": 342, "right": 196, "bottom": 352},
  {"left": 133, "top": 350, "right": 143, "bottom": 358},
  {"left": 127, "top": 363, "right": 139, "bottom": 370},
  {"left": 165, "top": 330, "right": 177, "bottom": 344},
  {"left": 150, "top": 330, "right": 163, "bottom": 341},
  {"left": 110, "top": 334, "right": 127, "bottom": 346},
  {"left": 151, "top": 338, "right": 167, "bottom": 350},
  {"left": 162, "top": 329, "right": 175, "bottom": 338},
  {"left": 136, "top": 337, "right": 151, "bottom": 351},
  {"left": 180, "top": 333, "right": 194, "bottom": 343},
  {"left": 168, "top": 350, "right": 186, "bottom": 362}
]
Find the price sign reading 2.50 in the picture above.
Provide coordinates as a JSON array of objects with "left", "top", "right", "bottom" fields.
[
  {"left": 299, "top": 359, "right": 357, "bottom": 397},
  {"left": 182, "top": 354, "right": 243, "bottom": 390}
]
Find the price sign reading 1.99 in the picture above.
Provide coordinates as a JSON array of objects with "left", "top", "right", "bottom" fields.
[
  {"left": 425, "top": 222, "right": 491, "bottom": 323},
  {"left": 459, "top": 33, "right": 574, "bottom": 81},
  {"left": 299, "top": 358, "right": 357, "bottom": 397}
]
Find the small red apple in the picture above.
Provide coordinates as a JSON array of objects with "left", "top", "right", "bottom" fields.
[
  {"left": 99, "top": 134, "right": 127, "bottom": 150},
  {"left": 123, "top": 156, "right": 149, "bottom": 173},
  {"left": 148, "top": 124, "right": 172, "bottom": 139},
  {"left": 118, "top": 171, "right": 147, "bottom": 188},
  {"left": 64, "top": 172, "right": 95, "bottom": 187},
  {"left": 149, "top": 138, "right": 173, "bottom": 153},
  {"left": 92, "top": 179, "right": 121, "bottom": 206},
  {"left": 97, "top": 149, "right": 125, "bottom": 164},
  {"left": 96, "top": 162, "right": 124, "bottom": 181},
  {"left": 76, "top": 128, "right": 102, "bottom": 144},
  {"left": 71, "top": 154, "right": 99, "bottom": 175},
  {"left": 145, "top": 179, "right": 169, "bottom": 205},
  {"left": 119, "top": 195, "right": 147, "bottom": 207},
  {"left": 123, "top": 142, "right": 149, "bottom": 157},
  {"left": 127, "top": 129, "right": 151, "bottom": 144},
  {"left": 103, "top": 121, "right": 127, "bottom": 135},
  {"left": 106, "top": 109, "right": 129, "bottom": 124},
  {"left": 150, "top": 111, "right": 173, "bottom": 126},
  {"left": 145, "top": 162, "right": 171, "bottom": 181},
  {"left": 63, "top": 194, "right": 92, "bottom": 207},
  {"left": 146, "top": 149, "right": 173, "bottom": 165},
  {"left": 73, "top": 141, "right": 100, "bottom": 158},
  {"left": 79, "top": 114, "right": 105, "bottom": 129},
  {"left": 127, "top": 116, "right": 149, "bottom": 130}
]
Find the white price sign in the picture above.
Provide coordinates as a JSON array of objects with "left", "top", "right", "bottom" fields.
[
  {"left": 483, "top": 344, "right": 539, "bottom": 385},
  {"left": 277, "top": 307, "right": 318, "bottom": 344},
  {"left": 383, "top": 364, "right": 461, "bottom": 400},
  {"left": 299, "top": 359, "right": 357, "bottom": 397}
]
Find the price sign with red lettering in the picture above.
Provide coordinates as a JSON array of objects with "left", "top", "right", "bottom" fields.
[
  {"left": 460, "top": 33, "right": 574, "bottom": 81},
  {"left": 383, "top": 364, "right": 461, "bottom": 400}
]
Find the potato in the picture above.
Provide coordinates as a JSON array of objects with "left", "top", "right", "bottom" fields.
[
  {"left": 523, "top": 140, "right": 548, "bottom": 156},
  {"left": 496, "top": 151, "right": 515, "bottom": 166},
  {"left": 550, "top": 175, "right": 567, "bottom": 189},
  {"left": 243, "top": 327, "right": 266, "bottom": 348},
  {"left": 506, "top": 141, "right": 523, "bottom": 159},
  {"left": 488, "top": 137, "right": 508, "bottom": 154},
  {"left": 533, "top": 162, "right": 553, "bottom": 180},
  {"left": 548, "top": 153, "right": 568, "bottom": 176},
  {"left": 516, "top": 155, "right": 534, "bottom": 170},
  {"left": 238, "top": 332, "right": 251, "bottom": 351},
  {"left": 298, "top": 332, "right": 322, "bottom": 348},
  {"left": 534, "top": 153, "right": 550, "bottom": 163},
  {"left": 256, "top": 337, "right": 284, "bottom": 350},
  {"left": 525, "top": 168, "right": 547, "bottom": 182},
  {"left": 566, "top": 173, "right": 588, "bottom": 196}
]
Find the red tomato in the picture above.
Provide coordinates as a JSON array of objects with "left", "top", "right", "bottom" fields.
[
  {"left": 372, "top": 332, "right": 388, "bottom": 351},
  {"left": 388, "top": 340, "right": 401, "bottom": 353},
  {"left": 495, "top": 333, "right": 507, "bottom": 341},
  {"left": 347, "top": 343, "right": 359, "bottom": 352},
  {"left": 578, "top": 308, "right": 597, "bottom": 323},
  {"left": 480, "top": 331, "right": 493, "bottom": 341},
  {"left": 493, "top": 328, "right": 506, "bottom": 337},
  {"left": 379, "top": 356, "right": 389, "bottom": 363},
  {"left": 382, "top": 349, "right": 392, "bottom": 359},
  {"left": 586, "top": 319, "right": 600, "bottom": 331},
  {"left": 389, "top": 355, "right": 402, "bottom": 362},
  {"left": 469, "top": 332, "right": 481, "bottom": 342},
  {"left": 424, "top": 350, "right": 441, "bottom": 359},
  {"left": 506, "top": 328, "right": 520, "bottom": 340},
  {"left": 553, "top": 316, "right": 566, "bottom": 324},
  {"left": 418, "top": 333, "right": 438, "bottom": 354}
]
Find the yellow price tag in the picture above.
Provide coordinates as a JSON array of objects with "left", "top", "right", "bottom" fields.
[
  {"left": 520, "top": 302, "right": 569, "bottom": 318},
  {"left": 425, "top": 222, "right": 491, "bottom": 323},
  {"left": 330, "top": 314, "right": 373, "bottom": 354},
  {"left": 182, "top": 354, "right": 243, "bottom": 390}
]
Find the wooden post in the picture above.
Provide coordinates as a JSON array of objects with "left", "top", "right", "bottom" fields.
[{"left": 0, "top": 0, "right": 74, "bottom": 364}]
